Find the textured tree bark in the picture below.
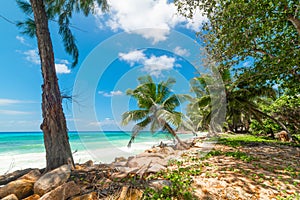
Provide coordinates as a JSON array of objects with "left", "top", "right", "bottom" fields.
[
  {"left": 164, "top": 122, "right": 188, "bottom": 149},
  {"left": 288, "top": 15, "right": 300, "bottom": 36},
  {"left": 30, "top": 0, "right": 74, "bottom": 171}
]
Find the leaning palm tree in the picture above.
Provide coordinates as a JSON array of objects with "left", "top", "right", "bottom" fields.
[
  {"left": 17, "top": 0, "right": 108, "bottom": 171},
  {"left": 188, "top": 68, "right": 291, "bottom": 137},
  {"left": 122, "top": 76, "right": 189, "bottom": 148}
]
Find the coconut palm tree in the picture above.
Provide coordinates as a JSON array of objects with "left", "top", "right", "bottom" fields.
[
  {"left": 188, "top": 68, "right": 291, "bottom": 137},
  {"left": 122, "top": 76, "right": 190, "bottom": 148},
  {"left": 17, "top": 0, "right": 108, "bottom": 171}
]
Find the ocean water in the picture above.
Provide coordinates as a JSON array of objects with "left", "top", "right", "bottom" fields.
[{"left": 0, "top": 131, "right": 194, "bottom": 175}]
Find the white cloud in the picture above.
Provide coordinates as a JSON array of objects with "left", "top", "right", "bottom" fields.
[
  {"left": 57, "top": 59, "right": 70, "bottom": 65},
  {"left": 95, "top": 0, "right": 206, "bottom": 43},
  {"left": 21, "top": 49, "right": 71, "bottom": 74},
  {"left": 89, "top": 118, "right": 117, "bottom": 127},
  {"left": 16, "top": 35, "right": 31, "bottom": 46},
  {"left": 16, "top": 36, "right": 26, "bottom": 44},
  {"left": 23, "top": 49, "right": 40, "bottom": 65},
  {"left": 173, "top": 46, "right": 190, "bottom": 56},
  {"left": 119, "top": 50, "right": 178, "bottom": 77},
  {"left": 55, "top": 63, "right": 71, "bottom": 74},
  {"left": 0, "top": 99, "right": 22, "bottom": 106},
  {"left": 185, "top": 8, "right": 207, "bottom": 32},
  {"left": 119, "top": 50, "right": 146, "bottom": 66},
  {"left": 143, "top": 55, "right": 176, "bottom": 77},
  {"left": 0, "top": 110, "right": 31, "bottom": 115},
  {"left": 0, "top": 98, "right": 35, "bottom": 106},
  {"left": 98, "top": 90, "right": 124, "bottom": 97}
]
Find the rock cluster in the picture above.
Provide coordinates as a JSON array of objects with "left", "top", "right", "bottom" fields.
[
  {"left": 0, "top": 142, "right": 193, "bottom": 200},
  {"left": 0, "top": 164, "right": 96, "bottom": 200},
  {"left": 110, "top": 146, "right": 182, "bottom": 179}
]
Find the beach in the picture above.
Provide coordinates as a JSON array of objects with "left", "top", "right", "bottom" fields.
[{"left": 0, "top": 131, "right": 194, "bottom": 175}]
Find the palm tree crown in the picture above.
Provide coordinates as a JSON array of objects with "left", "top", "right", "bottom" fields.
[
  {"left": 122, "top": 76, "right": 189, "bottom": 148},
  {"left": 187, "top": 68, "right": 286, "bottom": 134}
]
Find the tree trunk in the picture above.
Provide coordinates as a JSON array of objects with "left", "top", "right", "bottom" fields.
[
  {"left": 30, "top": 0, "right": 74, "bottom": 171},
  {"left": 164, "top": 122, "right": 188, "bottom": 149},
  {"left": 288, "top": 15, "right": 300, "bottom": 36},
  {"left": 251, "top": 107, "right": 292, "bottom": 141}
]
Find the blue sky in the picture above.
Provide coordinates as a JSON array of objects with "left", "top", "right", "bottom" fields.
[{"left": 0, "top": 0, "right": 207, "bottom": 132}]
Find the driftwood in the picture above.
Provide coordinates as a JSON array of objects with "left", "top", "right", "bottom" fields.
[{"left": 0, "top": 168, "right": 41, "bottom": 185}]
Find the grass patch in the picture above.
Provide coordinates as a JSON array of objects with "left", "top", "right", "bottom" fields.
[
  {"left": 144, "top": 168, "right": 198, "bottom": 200},
  {"left": 213, "top": 134, "right": 300, "bottom": 147},
  {"left": 276, "top": 192, "right": 300, "bottom": 200},
  {"left": 204, "top": 149, "right": 257, "bottom": 162}
]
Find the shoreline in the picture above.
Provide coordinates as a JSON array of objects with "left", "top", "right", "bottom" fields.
[
  {"left": 0, "top": 132, "right": 200, "bottom": 176},
  {"left": 1, "top": 133, "right": 299, "bottom": 199}
]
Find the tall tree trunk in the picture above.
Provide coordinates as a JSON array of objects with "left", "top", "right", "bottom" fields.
[
  {"left": 30, "top": 0, "right": 74, "bottom": 171},
  {"left": 164, "top": 122, "right": 188, "bottom": 149}
]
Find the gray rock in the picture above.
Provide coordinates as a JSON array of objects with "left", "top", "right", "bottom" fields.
[
  {"left": 112, "top": 161, "right": 127, "bottom": 167},
  {"left": 136, "top": 164, "right": 150, "bottom": 177},
  {"left": 127, "top": 156, "right": 168, "bottom": 168},
  {"left": 149, "top": 179, "right": 172, "bottom": 190},
  {"left": 83, "top": 160, "right": 93, "bottom": 167},
  {"left": 40, "top": 181, "right": 80, "bottom": 200},
  {"left": 116, "top": 167, "right": 139, "bottom": 174},
  {"left": 114, "top": 156, "right": 127, "bottom": 162},
  {"left": 111, "top": 172, "right": 127, "bottom": 179},
  {"left": 147, "top": 163, "right": 166, "bottom": 173},
  {"left": 136, "top": 152, "right": 164, "bottom": 159},
  {"left": 127, "top": 156, "right": 134, "bottom": 161},
  {"left": 34, "top": 164, "right": 71, "bottom": 196}
]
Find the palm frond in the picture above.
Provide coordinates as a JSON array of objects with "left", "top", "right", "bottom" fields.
[
  {"left": 195, "top": 95, "right": 211, "bottom": 108},
  {"left": 176, "top": 94, "right": 193, "bottom": 103},
  {"left": 58, "top": 4, "right": 79, "bottom": 67},
  {"left": 138, "top": 75, "right": 153, "bottom": 85},
  {"left": 16, "top": 19, "right": 36, "bottom": 38},
  {"left": 156, "top": 110, "right": 182, "bottom": 128},
  {"left": 121, "top": 110, "right": 148, "bottom": 126},
  {"left": 95, "top": 0, "right": 109, "bottom": 12},
  {"left": 128, "top": 117, "right": 152, "bottom": 147},
  {"left": 16, "top": 0, "right": 33, "bottom": 15},
  {"left": 180, "top": 115, "right": 195, "bottom": 132},
  {"left": 162, "top": 94, "right": 180, "bottom": 111},
  {"left": 126, "top": 89, "right": 134, "bottom": 95},
  {"left": 157, "top": 82, "right": 171, "bottom": 103}
]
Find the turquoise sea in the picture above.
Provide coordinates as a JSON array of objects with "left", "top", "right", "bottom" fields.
[{"left": 0, "top": 131, "right": 194, "bottom": 174}]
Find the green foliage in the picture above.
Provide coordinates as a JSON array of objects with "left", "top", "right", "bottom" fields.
[
  {"left": 276, "top": 192, "right": 300, "bottom": 200},
  {"left": 17, "top": 0, "right": 108, "bottom": 67},
  {"left": 176, "top": 0, "right": 300, "bottom": 94},
  {"left": 250, "top": 95, "right": 300, "bottom": 135},
  {"left": 223, "top": 151, "right": 256, "bottom": 162},
  {"left": 204, "top": 149, "right": 257, "bottom": 162},
  {"left": 143, "top": 168, "right": 198, "bottom": 199},
  {"left": 143, "top": 151, "right": 209, "bottom": 199},
  {"left": 187, "top": 68, "right": 279, "bottom": 133},
  {"left": 122, "top": 76, "right": 192, "bottom": 147},
  {"left": 216, "top": 134, "right": 277, "bottom": 147}
]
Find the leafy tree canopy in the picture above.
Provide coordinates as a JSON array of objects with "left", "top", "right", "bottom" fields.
[{"left": 176, "top": 0, "right": 300, "bottom": 94}]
